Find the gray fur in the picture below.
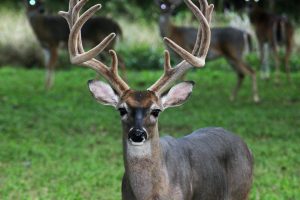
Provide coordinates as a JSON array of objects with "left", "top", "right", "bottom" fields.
[
  {"left": 122, "top": 127, "right": 253, "bottom": 200},
  {"left": 160, "top": 128, "right": 253, "bottom": 199}
]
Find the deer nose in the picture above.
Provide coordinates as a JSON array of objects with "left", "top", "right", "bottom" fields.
[{"left": 128, "top": 128, "right": 148, "bottom": 143}]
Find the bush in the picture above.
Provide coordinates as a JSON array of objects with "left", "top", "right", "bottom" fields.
[
  {"left": 118, "top": 42, "right": 164, "bottom": 70},
  {"left": 0, "top": 8, "right": 164, "bottom": 70},
  {"left": 0, "top": 10, "right": 43, "bottom": 68}
]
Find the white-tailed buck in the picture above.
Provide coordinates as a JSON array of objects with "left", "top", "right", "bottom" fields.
[
  {"left": 59, "top": 0, "right": 253, "bottom": 199},
  {"left": 248, "top": 4, "right": 294, "bottom": 82},
  {"left": 24, "top": 0, "right": 123, "bottom": 89},
  {"left": 156, "top": 0, "right": 260, "bottom": 103}
]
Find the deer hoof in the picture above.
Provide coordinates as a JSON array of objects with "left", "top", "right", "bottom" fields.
[{"left": 253, "top": 95, "right": 260, "bottom": 103}]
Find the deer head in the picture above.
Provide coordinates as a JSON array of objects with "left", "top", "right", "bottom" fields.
[
  {"left": 59, "top": 0, "right": 213, "bottom": 146},
  {"left": 88, "top": 80, "right": 195, "bottom": 145},
  {"left": 155, "top": 0, "right": 177, "bottom": 14},
  {"left": 23, "top": 0, "right": 45, "bottom": 14}
]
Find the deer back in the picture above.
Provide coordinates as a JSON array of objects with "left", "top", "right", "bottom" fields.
[
  {"left": 159, "top": 127, "right": 253, "bottom": 199},
  {"left": 26, "top": 10, "right": 122, "bottom": 49}
]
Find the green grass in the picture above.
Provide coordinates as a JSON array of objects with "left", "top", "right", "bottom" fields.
[{"left": 0, "top": 67, "right": 299, "bottom": 199}]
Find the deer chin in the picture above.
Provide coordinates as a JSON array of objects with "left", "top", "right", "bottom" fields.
[{"left": 126, "top": 139, "right": 152, "bottom": 158}]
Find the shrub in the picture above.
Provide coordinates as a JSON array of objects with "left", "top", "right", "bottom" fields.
[{"left": 0, "top": 8, "right": 43, "bottom": 68}]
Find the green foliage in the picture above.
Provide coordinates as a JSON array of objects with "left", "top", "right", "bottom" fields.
[
  {"left": 245, "top": 53, "right": 300, "bottom": 73},
  {"left": 1, "top": 0, "right": 160, "bottom": 21},
  {"left": 0, "top": 67, "right": 299, "bottom": 199},
  {"left": 0, "top": 8, "right": 44, "bottom": 68},
  {"left": 2, "top": 3, "right": 300, "bottom": 71},
  {"left": 118, "top": 42, "right": 164, "bottom": 70},
  {"left": 3, "top": 0, "right": 300, "bottom": 22}
]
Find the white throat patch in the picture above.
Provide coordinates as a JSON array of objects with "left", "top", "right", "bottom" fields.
[{"left": 126, "top": 140, "right": 152, "bottom": 158}]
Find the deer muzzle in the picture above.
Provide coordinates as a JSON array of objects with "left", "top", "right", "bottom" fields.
[{"left": 128, "top": 128, "right": 148, "bottom": 146}]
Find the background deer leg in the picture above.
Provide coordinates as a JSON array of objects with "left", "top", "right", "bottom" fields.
[
  {"left": 229, "top": 58, "right": 245, "bottom": 102},
  {"left": 250, "top": 70, "right": 260, "bottom": 103},
  {"left": 284, "top": 39, "right": 292, "bottom": 82},
  {"left": 230, "top": 59, "right": 260, "bottom": 103},
  {"left": 260, "top": 43, "right": 270, "bottom": 80},
  {"left": 242, "top": 62, "right": 260, "bottom": 103},
  {"left": 230, "top": 72, "right": 245, "bottom": 102},
  {"left": 43, "top": 46, "right": 58, "bottom": 90},
  {"left": 271, "top": 42, "right": 280, "bottom": 84}
]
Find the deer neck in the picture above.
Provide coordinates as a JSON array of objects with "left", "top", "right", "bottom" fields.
[
  {"left": 123, "top": 124, "right": 168, "bottom": 198},
  {"left": 26, "top": 9, "right": 39, "bottom": 19},
  {"left": 26, "top": 11, "right": 43, "bottom": 26},
  {"left": 159, "top": 13, "right": 173, "bottom": 38}
]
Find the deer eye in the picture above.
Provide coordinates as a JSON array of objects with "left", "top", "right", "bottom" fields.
[
  {"left": 29, "top": 0, "right": 36, "bottom": 6},
  {"left": 151, "top": 109, "right": 161, "bottom": 118},
  {"left": 118, "top": 108, "right": 128, "bottom": 116}
]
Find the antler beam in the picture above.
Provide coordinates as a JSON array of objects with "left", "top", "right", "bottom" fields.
[
  {"left": 59, "top": 0, "right": 129, "bottom": 95},
  {"left": 148, "top": 0, "right": 213, "bottom": 95}
]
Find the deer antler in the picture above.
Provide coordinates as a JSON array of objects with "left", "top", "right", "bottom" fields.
[
  {"left": 59, "top": 0, "right": 129, "bottom": 95},
  {"left": 148, "top": 0, "right": 213, "bottom": 95}
]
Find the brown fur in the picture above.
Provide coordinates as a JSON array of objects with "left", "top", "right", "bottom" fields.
[
  {"left": 122, "top": 90, "right": 159, "bottom": 108},
  {"left": 158, "top": 1, "right": 260, "bottom": 102},
  {"left": 24, "top": 0, "right": 124, "bottom": 89},
  {"left": 249, "top": 8, "right": 294, "bottom": 82}
]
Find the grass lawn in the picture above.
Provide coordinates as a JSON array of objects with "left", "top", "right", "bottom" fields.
[{"left": 0, "top": 66, "right": 299, "bottom": 199}]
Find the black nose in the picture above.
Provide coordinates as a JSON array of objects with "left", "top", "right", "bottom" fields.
[{"left": 128, "top": 128, "right": 147, "bottom": 143}]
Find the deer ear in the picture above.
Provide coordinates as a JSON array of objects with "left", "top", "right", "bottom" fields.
[
  {"left": 88, "top": 80, "right": 119, "bottom": 107},
  {"left": 161, "top": 81, "right": 194, "bottom": 109}
]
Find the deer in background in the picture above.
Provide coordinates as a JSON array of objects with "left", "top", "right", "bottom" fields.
[
  {"left": 248, "top": 4, "right": 294, "bottom": 82},
  {"left": 23, "top": 0, "right": 123, "bottom": 89},
  {"left": 60, "top": 0, "right": 253, "bottom": 199},
  {"left": 155, "top": 0, "right": 260, "bottom": 103}
]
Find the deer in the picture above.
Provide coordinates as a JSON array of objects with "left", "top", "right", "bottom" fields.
[
  {"left": 59, "top": 0, "right": 254, "bottom": 199},
  {"left": 23, "top": 0, "right": 123, "bottom": 89},
  {"left": 155, "top": 0, "right": 260, "bottom": 103},
  {"left": 248, "top": 3, "right": 294, "bottom": 82}
]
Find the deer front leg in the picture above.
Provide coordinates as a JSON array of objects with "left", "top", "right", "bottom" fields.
[
  {"left": 259, "top": 42, "right": 270, "bottom": 80},
  {"left": 230, "top": 59, "right": 260, "bottom": 103},
  {"left": 242, "top": 63, "right": 260, "bottom": 103},
  {"left": 43, "top": 46, "right": 58, "bottom": 90},
  {"left": 230, "top": 72, "right": 244, "bottom": 102},
  {"left": 271, "top": 42, "right": 280, "bottom": 84},
  {"left": 284, "top": 40, "right": 292, "bottom": 82},
  {"left": 250, "top": 71, "right": 260, "bottom": 103}
]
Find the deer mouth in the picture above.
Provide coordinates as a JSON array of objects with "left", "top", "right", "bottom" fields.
[
  {"left": 128, "top": 128, "right": 148, "bottom": 146},
  {"left": 129, "top": 138, "right": 146, "bottom": 146}
]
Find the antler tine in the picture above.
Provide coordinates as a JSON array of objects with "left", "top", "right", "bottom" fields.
[
  {"left": 59, "top": 0, "right": 130, "bottom": 95},
  {"left": 58, "top": 0, "right": 79, "bottom": 28},
  {"left": 196, "top": 0, "right": 214, "bottom": 57},
  {"left": 164, "top": 0, "right": 212, "bottom": 67},
  {"left": 148, "top": 0, "right": 213, "bottom": 95}
]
